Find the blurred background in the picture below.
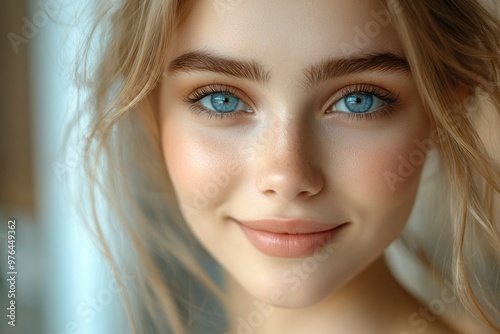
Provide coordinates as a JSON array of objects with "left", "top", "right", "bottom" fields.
[{"left": 1, "top": 1, "right": 127, "bottom": 333}]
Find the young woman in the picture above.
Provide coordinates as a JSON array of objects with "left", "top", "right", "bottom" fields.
[{"left": 75, "top": 0, "right": 500, "bottom": 333}]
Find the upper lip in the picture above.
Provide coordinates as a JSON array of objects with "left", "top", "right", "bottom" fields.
[{"left": 235, "top": 218, "right": 343, "bottom": 234}]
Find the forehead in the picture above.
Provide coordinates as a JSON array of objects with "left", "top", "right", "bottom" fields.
[{"left": 173, "top": 0, "right": 404, "bottom": 65}]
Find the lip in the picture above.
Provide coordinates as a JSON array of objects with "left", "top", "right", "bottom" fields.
[{"left": 234, "top": 218, "right": 346, "bottom": 258}]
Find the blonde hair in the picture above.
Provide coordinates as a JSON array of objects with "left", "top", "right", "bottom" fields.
[
  {"left": 390, "top": 0, "right": 500, "bottom": 331},
  {"left": 73, "top": 0, "right": 500, "bottom": 332}
]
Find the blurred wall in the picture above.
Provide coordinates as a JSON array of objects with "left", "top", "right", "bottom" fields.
[
  {"left": 0, "top": 0, "right": 35, "bottom": 213},
  {"left": 1, "top": 1, "right": 124, "bottom": 333}
]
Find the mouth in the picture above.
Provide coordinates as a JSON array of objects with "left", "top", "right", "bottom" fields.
[{"left": 233, "top": 218, "right": 347, "bottom": 258}]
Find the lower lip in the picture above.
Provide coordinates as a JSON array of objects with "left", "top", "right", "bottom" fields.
[{"left": 238, "top": 223, "right": 345, "bottom": 258}]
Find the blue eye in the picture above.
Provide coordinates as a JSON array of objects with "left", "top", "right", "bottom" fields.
[
  {"left": 198, "top": 92, "right": 250, "bottom": 113},
  {"left": 333, "top": 93, "right": 385, "bottom": 114}
]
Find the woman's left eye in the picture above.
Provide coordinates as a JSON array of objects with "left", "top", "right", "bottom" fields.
[
  {"left": 198, "top": 92, "right": 250, "bottom": 113},
  {"left": 332, "top": 93, "right": 385, "bottom": 114}
]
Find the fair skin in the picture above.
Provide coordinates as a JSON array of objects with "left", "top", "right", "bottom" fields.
[{"left": 159, "top": 0, "right": 455, "bottom": 333}]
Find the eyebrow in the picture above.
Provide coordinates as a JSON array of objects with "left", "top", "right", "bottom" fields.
[
  {"left": 167, "top": 51, "right": 409, "bottom": 87},
  {"left": 168, "top": 50, "right": 270, "bottom": 84},
  {"left": 303, "top": 53, "right": 410, "bottom": 88}
]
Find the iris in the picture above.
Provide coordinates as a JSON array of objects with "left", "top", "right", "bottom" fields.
[
  {"left": 211, "top": 93, "right": 240, "bottom": 113},
  {"left": 344, "top": 93, "right": 374, "bottom": 113}
]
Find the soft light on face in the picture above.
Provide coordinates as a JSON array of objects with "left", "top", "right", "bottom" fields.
[{"left": 159, "top": 0, "right": 430, "bottom": 308}]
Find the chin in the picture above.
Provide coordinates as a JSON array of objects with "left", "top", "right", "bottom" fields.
[
  {"left": 228, "top": 238, "right": 389, "bottom": 311},
  {"left": 269, "top": 287, "right": 338, "bottom": 309},
  {"left": 235, "top": 264, "right": 351, "bottom": 309}
]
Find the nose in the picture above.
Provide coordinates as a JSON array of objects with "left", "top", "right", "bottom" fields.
[{"left": 254, "top": 116, "right": 324, "bottom": 200}]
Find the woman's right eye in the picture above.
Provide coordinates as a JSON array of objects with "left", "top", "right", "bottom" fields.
[{"left": 198, "top": 92, "right": 251, "bottom": 114}]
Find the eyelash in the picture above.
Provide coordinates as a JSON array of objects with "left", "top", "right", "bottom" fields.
[
  {"left": 332, "top": 83, "right": 401, "bottom": 121},
  {"left": 183, "top": 84, "right": 248, "bottom": 120},
  {"left": 183, "top": 83, "right": 401, "bottom": 121}
]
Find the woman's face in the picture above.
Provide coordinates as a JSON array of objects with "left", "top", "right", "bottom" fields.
[{"left": 159, "top": 0, "right": 430, "bottom": 307}]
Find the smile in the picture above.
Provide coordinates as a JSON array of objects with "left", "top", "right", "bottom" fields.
[{"left": 234, "top": 218, "right": 347, "bottom": 258}]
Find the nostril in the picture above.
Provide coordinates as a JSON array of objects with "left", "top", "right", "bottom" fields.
[{"left": 257, "top": 170, "right": 324, "bottom": 200}]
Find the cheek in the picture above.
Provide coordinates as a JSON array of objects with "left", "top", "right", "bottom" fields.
[
  {"left": 161, "top": 125, "right": 240, "bottom": 214},
  {"left": 333, "top": 110, "right": 431, "bottom": 220},
  {"left": 353, "top": 133, "right": 425, "bottom": 197}
]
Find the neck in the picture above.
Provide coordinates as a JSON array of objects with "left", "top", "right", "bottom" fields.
[{"left": 225, "top": 256, "right": 422, "bottom": 333}]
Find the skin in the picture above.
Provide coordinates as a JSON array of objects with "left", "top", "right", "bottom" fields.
[{"left": 158, "top": 0, "right": 456, "bottom": 332}]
